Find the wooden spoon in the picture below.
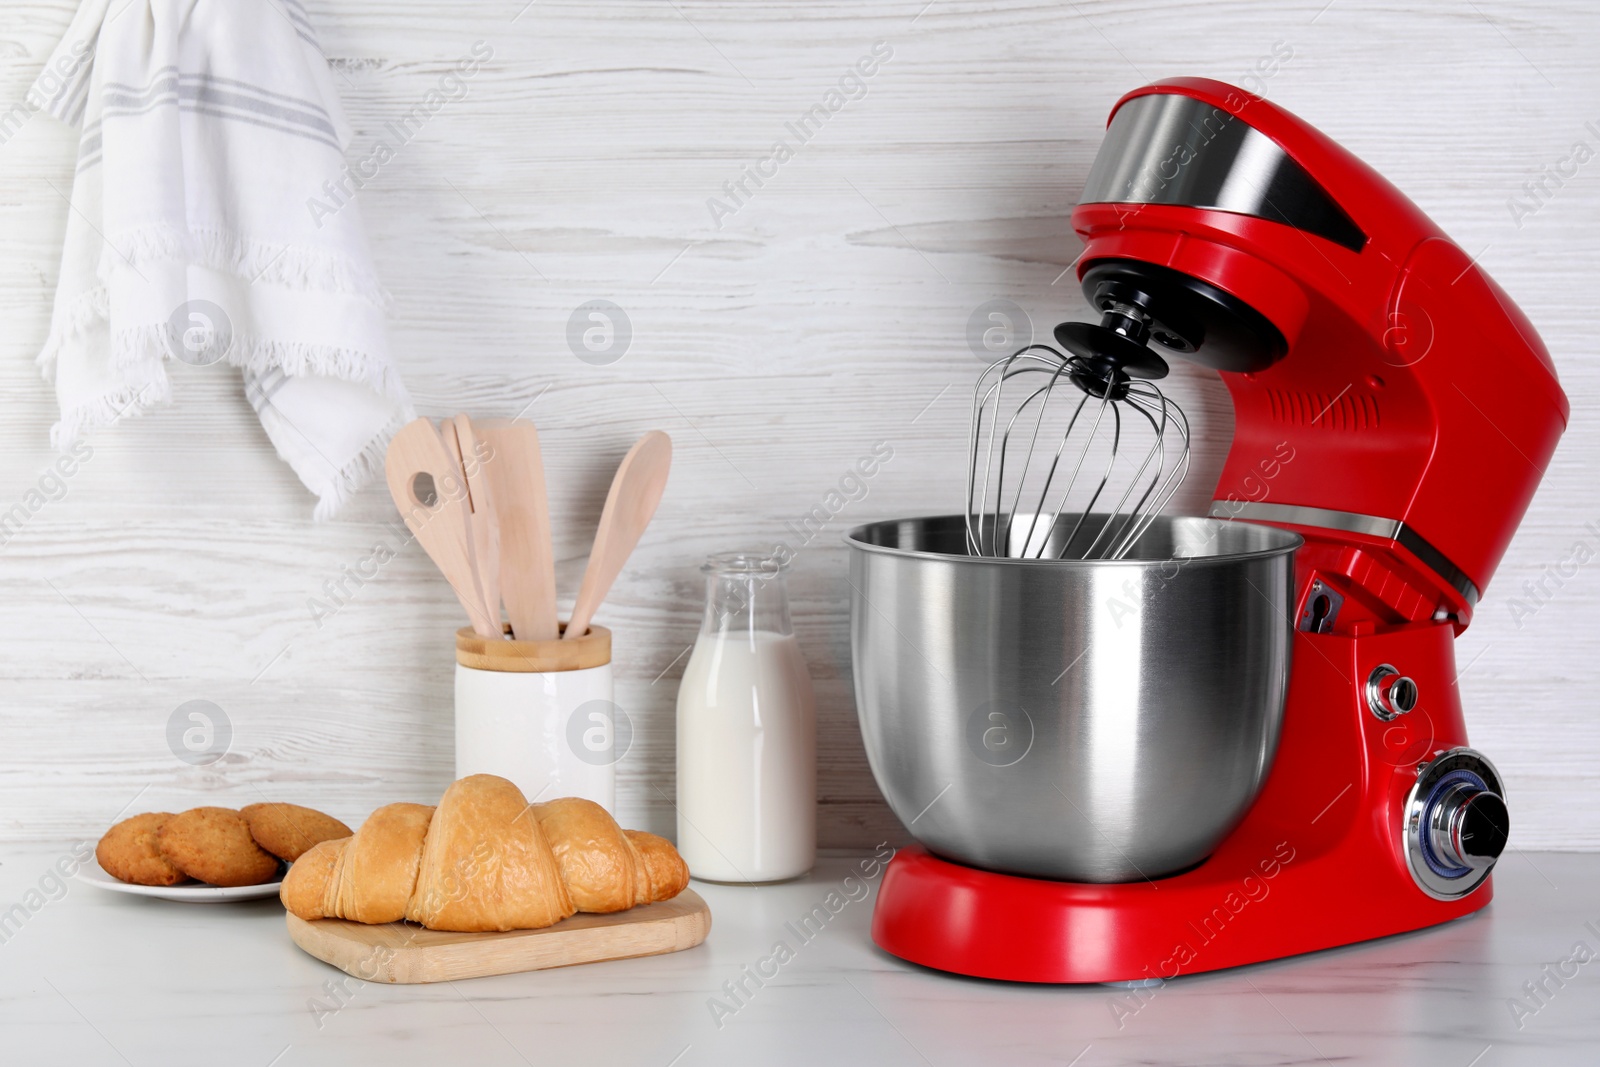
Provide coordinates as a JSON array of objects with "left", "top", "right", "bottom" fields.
[
  {"left": 384, "top": 418, "right": 499, "bottom": 638},
  {"left": 475, "top": 419, "right": 559, "bottom": 642},
  {"left": 565, "top": 430, "right": 672, "bottom": 640},
  {"left": 449, "top": 414, "right": 502, "bottom": 635}
]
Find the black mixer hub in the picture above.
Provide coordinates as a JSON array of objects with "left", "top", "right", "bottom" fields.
[
  {"left": 1079, "top": 259, "right": 1290, "bottom": 373},
  {"left": 1053, "top": 311, "right": 1170, "bottom": 401}
]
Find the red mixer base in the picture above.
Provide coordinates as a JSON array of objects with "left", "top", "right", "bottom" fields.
[
  {"left": 872, "top": 844, "right": 1489, "bottom": 983},
  {"left": 872, "top": 622, "right": 1498, "bottom": 983}
]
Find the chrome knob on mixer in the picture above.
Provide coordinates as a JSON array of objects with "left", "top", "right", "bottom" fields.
[
  {"left": 1366, "top": 664, "right": 1419, "bottom": 721},
  {"left": 1403, "top": 747, "right": 1507, "bottom": 899},
  {"left": 1427, "top": 785, "right": 1509, "bottom": 871}
]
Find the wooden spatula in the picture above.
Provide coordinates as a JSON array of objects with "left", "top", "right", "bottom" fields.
[
  {"left": 384, "top": 418, "right": 500, "bottom": 638},
  {"left": 476, "top": 419, "right": 559, "bottom": 642},
  {"left": 449, "top": 414, "right": 502, "bottom": 636},
  {"left": 565, "top": 430, "right": 672, "bottom": 640}
]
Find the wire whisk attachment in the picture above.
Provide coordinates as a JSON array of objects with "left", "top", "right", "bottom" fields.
[{"left": 965, "top": 338, "right": 1190, "bottom": 560}]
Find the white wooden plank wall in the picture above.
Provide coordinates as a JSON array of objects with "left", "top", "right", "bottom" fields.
[{"left": 0, "top": 0, "right": 1595, "bottom": 849}]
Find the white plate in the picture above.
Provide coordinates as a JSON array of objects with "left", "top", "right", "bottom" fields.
[{"left": 76, "top": 857, "right": 284, "bottom": 902}]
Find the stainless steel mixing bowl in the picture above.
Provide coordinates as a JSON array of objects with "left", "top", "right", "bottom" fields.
[{"left": 846, "top": 514, "right": 1300, "bottom": 882}]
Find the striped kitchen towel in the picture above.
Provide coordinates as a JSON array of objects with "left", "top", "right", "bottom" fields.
[{"left": 33, "top": 0, "right": 413, "bottom": 519}]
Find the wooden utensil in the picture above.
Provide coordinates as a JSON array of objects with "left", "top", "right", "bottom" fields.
[
  {"left": 286, "top": 889, "right": 710, "bottom": 984},
  {"left": 565, "top": 430, "right": 672, "bottom": 640},
  {"left": 448, "top": 414, "right": 502, "bottom": 635},
  {"left": 476, "top": 419, "right": 559, "bottom": 641},
  {"left": 384, "top": 418, "right": 499, "bottom": 638}
]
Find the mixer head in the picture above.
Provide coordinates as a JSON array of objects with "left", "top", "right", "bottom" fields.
[
  {"left": 965, "top": 299, "right": 1191, "bottom": 561},
  {"left": 1064, "top": 78, "right": 1568, "bottom": 623}
]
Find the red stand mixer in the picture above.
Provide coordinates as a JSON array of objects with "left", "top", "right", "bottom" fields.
[{"left": 847, "top": 78, "right": 1569, "bottom": 982}]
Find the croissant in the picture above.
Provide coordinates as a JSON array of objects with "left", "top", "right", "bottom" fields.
[{"left": 281, "top": 774, "right": 689, "bottom": 932}]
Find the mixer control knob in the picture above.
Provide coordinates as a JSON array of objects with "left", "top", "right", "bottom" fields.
[
  {"left": 1366, "top": 664, "right": 1418, "bottom": 721},
  {"left": 1403, "top": 747, "right": 1506, "bottom": 900},
  {"left": 1427, "top": 785, "right": 1509, "bottom": 871}
]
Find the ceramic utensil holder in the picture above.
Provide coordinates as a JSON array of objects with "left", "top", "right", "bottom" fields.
[{"left": 454, "top": 624, "right": 616, "bottom": 813}]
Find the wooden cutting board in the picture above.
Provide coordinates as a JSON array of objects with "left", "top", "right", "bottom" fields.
[{"left": 286, "top": 890, "right": 710, "bottom": 984}]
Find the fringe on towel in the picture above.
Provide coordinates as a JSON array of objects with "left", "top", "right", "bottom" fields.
[
  {"left": 49, "top": 323, "right": 414, "bottom": 520},
  {"left": 36, "top": 286, "right": 111, "bottom": 376},
  {"left": 109, "top": 222, "right": 390, "bottom": 305},
  {"left": 38, "top": 222, "right": 391, "bottom": 375},
  {"left": 117, "top": 324, "right": 406, "bottom": 401},
  {"left": 48, "top": 376, "right": 174, "bottom": 452},
  {"left": 48, "top": 321, "right": 408, "bottom": 435},
  {"left": 308, "top": 406, "right": 414, "bottom": 523}
]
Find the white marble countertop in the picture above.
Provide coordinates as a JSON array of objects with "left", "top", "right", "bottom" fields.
[{"left": 3, "top": 846, "right": 1598, "bottom": 1066}]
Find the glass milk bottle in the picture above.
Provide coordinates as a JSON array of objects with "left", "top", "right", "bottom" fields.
[{"left": 676, "top": 553, "right": 816, "bottom": 883}]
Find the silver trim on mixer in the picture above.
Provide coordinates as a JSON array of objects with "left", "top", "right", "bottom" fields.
[
  {"left": 1078, "top": 92, "right": 1366, "bottom": 252},
  {"left": 1365, "top": 663, "right": 1419, "bottom": 722},
  {"left": 1209, "top": 501, "right": 1481, "bottom": 607},
  {"left": 1402, "top": 748, "right": 1506, "bottom": 900}
]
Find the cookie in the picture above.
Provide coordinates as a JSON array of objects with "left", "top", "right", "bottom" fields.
[
  {"left": 97, "top": 812, "right": 190, "bottom": 886},
  {"left": 240, "top": 803, "right": 352, "bottom": 862},
  {"left": 157, "top": 807, "right": 282, "bottom": 887}
]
